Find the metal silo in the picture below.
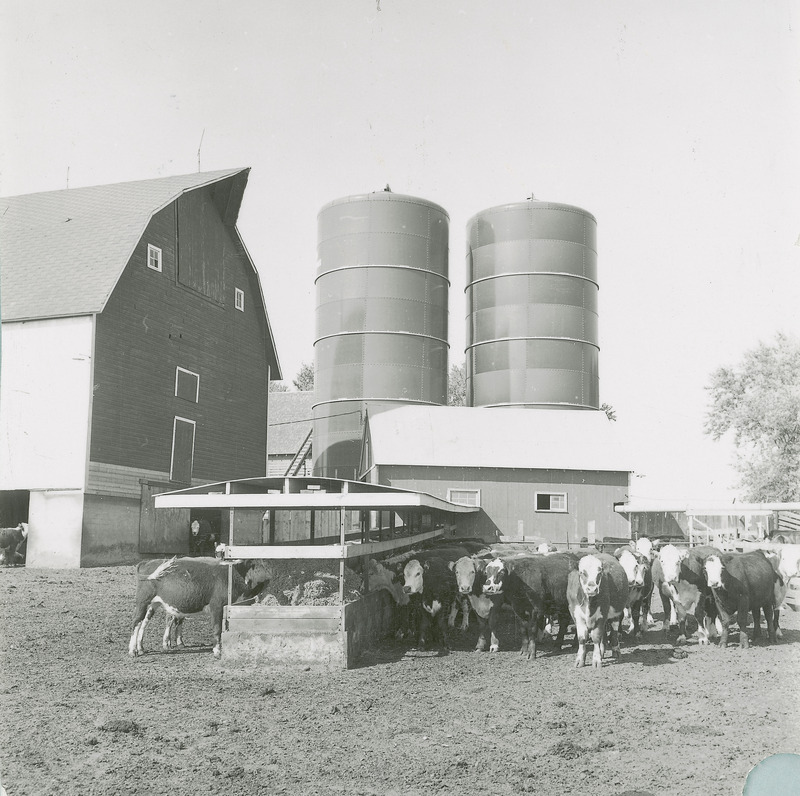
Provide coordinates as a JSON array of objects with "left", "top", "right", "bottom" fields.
[
  {"left": 313, "top": 191, "right": 449, "bottom": 479},
  {"left": 465, "top": 199, "right": 599, "bottom": 410}
]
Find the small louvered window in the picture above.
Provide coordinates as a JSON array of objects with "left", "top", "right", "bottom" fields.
[{"left": 147, "top": 244, "right": 162, "bottom": 272}]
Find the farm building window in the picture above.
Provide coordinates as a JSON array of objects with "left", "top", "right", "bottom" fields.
[
  {"left": 175, "top": 367, "right": 199, "bottom": 403},
  {"left": 147, "top": 244, "right": 162, "bottom": 272},
  {"left": 170, "top": 416, "right": 196, "bottom": 485},
  {"left": 447, "top": 488, "right": 481, "bottom": 508},
  {"left": 535, "top": 492, "right": 568, "bottom": 513},
  {"left": 235, "top": 287, "right": 245, "bottom": 312}
]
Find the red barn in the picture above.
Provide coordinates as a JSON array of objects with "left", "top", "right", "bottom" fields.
[{"left": 0, "top": 169, "right": 281, "bottom": 566}]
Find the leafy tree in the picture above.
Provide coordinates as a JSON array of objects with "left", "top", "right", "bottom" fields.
[
  {"left": 448, "top": 361, "right": 467, "bottom": 406},
  {"left": 705, "top": 333, "right": 800, "bottom": 501},
  {"left": 600, "top": 403, "right": 617, "bottom": 422},
  {"left": 292, "top": 362, "right": 315, "bottom": 392},
  {"left": 269, "top": 381, "right": 289, "bottom": 392}
]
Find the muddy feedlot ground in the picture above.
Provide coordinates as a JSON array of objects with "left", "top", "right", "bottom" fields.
[{"left": 1, "top": 565, "right": 799, "bottom": 796}]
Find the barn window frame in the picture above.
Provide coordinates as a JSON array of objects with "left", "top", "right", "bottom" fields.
[
  {"left": 234, "top": 287, "right": 245, "bottom": 312},
  {"left": 447, "top": 488, "right": 481, "bottom": 508},
  {"left": 535, "top": 492, "right": 568, "bottom": 513},
  {"left": 147, "top": 244, "right": 163, "bottom": 272},
  {"left": 170, "top": 416, "right": 196, "bottom": 485},
  {"left": 174, "top": 366, "right": 200, "bottom": 403}
]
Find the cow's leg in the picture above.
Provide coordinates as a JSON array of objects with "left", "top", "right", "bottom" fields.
[
  {"left": 552, "top": 609, "right": 570, "bottom": 651},
  {"left": 608, "top": 618, "right": 622, "bottom": 661},
  {"left": 487, "top": 606, "right": 500, "bottom": 653},
  {"left": 211, "top": 606, "right": 224, "bottom": 659},
  {"left": 762, "top": 600, "right": 776, "bottom": 644},
  {"left": 590, "top": 620, "right": 605, "bottom": 669},
  {"left": 474, "top": 613, "right": 488, "bottom": 652},
  {"left": 459, "top": 595, "right": 470, "bottom": 632},
  {"left": 774, "top": 605, "right": 782, "bottom": 640},
  {"left": 437, "top": 609, "right": 450, "bottom": 652},
  {"left": 162, "top": 618, "right": 173, "bottom": 650},
  {"left": 574, "top": 614, "right": 589, "bottom": 668},
  {"left": 752, "top": 605, "right": 762, "bottom": 640},
  {"left": 737, "top": 597, "right": 750, "bottom": 649},
  {"left": 130, "top": 602, "right": 155, "bottom": 656},
  {"left": 447, "top": 599, "right": 458, "bottom": 629}
]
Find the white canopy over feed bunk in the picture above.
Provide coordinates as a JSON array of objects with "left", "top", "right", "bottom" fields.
[{"left": 154, "top": 476, "right": 478, "bottom": 668}]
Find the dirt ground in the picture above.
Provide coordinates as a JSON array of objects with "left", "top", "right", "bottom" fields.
[{"left": 1, "top": 565, "right": 798, "bottom": 796}]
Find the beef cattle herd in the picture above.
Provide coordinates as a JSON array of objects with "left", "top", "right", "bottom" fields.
[
  {"left": 121, "top": 534, "right": 800, "bottom": 665},
  {"left": 361, "top": 536, "right": 800, "bottom": 668}
]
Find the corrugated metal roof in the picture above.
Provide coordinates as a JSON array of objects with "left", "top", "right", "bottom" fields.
[
  {"left": 0, "top": 168, "right": 248, "bottom": 321},
  {"left": 365, "top": 405, "right": 634, "bottom": 473}
]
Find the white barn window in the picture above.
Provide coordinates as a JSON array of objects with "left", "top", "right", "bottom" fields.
[
  {"left": 175, "top": 367, "right": 200, "bottom": 403},
  {"left": 447, "top": 488, "right": 481, "bottom": 508},
  {"left": 147, "top": 244, "right": 162, "bottom": 272},
  {"left": 535, "top": 492, "right": 568, "bottom": 513},
  {"left": 235, "top": 287, "right": 245, "bottom": 311}
]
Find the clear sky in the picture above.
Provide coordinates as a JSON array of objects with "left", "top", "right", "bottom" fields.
[{"left": 2, "top": 1, "right": 799, "bottom": 503}]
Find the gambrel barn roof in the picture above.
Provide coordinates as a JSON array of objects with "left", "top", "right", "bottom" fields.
[
  {"left": 0, "top": 168, "right": 270, "bottom": 325},
  {"left": 363, "top": 405, "right": 634, "bottom": 474}
]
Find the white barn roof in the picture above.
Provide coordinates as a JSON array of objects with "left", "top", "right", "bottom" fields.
[{"left": 364, "top": 405, "right": 634, "bottom": 473}]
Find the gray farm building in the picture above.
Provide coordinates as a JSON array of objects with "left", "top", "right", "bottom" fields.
[{"left": 360, "top": 405, "right": 631, "bottom": 546}]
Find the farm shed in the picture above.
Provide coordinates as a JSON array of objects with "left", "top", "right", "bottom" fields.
[
  {"left": 615, "top": 500, "right": 800, "bottom": 547},
  {"left": 358, "top": 404, "right": 633, "bottom": 547},
  {"left": 153, "top": 475, "right": 478, "bottom": 668},
  {"left": 267, "top": 391, "right": 314, "bottom": 477},
  {"left": 0, "top": 169, "right": 281, "bottom": 567}
]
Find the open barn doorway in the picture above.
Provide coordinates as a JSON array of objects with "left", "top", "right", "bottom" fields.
[{"left": 0, "top": 490, "right": 29, "bottom": 527}]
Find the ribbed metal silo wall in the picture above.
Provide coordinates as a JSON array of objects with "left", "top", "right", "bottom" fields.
[
  {"left": 313, "top": 192, "right": 450, "bottom": 479},
  {"left": 465, "top": 201, "right": 599, "bottom": 410}
]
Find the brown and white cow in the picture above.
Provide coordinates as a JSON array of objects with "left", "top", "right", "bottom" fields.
[
  {"left": 450, "top": 556, "right": 503, "bottom": 652},
  {"left": 129, "top": 556, "right": 271, "bottom": 659},
  {"left": 567, "top": 553, "right": 628, "bottom": 669},
  {"left": 615, "top": 548, "right": 653, "bottom": 638},
  {"left": 364, "top": 558, "right": 410, "bottom": 606},
  {"left": 704, "top": 551, "right": 777, "bottom": 649},
  {"left": 655, "top": 544, "right": 721, "bottom": 644},
  {"left": 0, "top": 523, "right": 28, "bottom": 566},
  {"left": 402, "top": 556, "right": 458, "bottom": 651},
  {"left": 484, "top": 552, "right": 578, "bottom": 660}
]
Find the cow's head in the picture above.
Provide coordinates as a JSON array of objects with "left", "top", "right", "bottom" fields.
[
  {"left": 191, "top": 520, "right": 200, "bottom": 537},
  {"left": 482, "top": 558, "right": 506, "bottom": 595},
  {"left": 658, "top": 544, "right": 689, "bottom": 583},
  {"left": 579, "top": 555, "right": 604, "bottom": 597},
  {"left": 242, "top": 560, "right": 273, "bottom": 590},
  {"left": 368, "top": 558, "right": 409, "bottom": 605},
  {"left": 403, "top": 559, "right": 424, "bottom": 595},
  {"left": 451, "top": 556, "right": 479, "bottom": 594},
  {"left": 19, "top": 522, "right": 29, "bottom": 538},
  {"left": 704, "top": 555, "right": 725, "bottom": 590},
  {"left": 631, "top": 559, "right": 649, "bottom": 588},
  {"left": 635, "top": 536, "right": 654, "bottom": 562}
]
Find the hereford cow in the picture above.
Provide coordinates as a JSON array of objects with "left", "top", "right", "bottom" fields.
[
  {"left": 704, "top": 551, "right": 777, "bottom": 649},
  {"left": 483, "top": 552, "right": 578, "bottom": 660},
  {"left": 450, "top": 556, "right": 504, "bottom": 652},
  {"left": 656, "top": 544, "right": 721, "bottom": 644},
  {"left": 0, "top": 523, "right": 28, "bottom": 566},
  {"left": 402, "top": 556, "right": 458, "bottom": 651},
  {"left": 615, "top": 548, "right": 653, "bottom": 638},
  {"left": 189, "top": 519, "right": 217, "bottom": 556},
  {"left": 129, "top": 556, "right": 271, "bottom": 658},
  {"left": 762, "top": 545, "right": 800, "bottom": 639},
  {"left": 567, "top": 553, "right": 628, "bottom": 669}
]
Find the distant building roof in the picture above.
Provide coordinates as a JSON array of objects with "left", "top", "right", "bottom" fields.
[
  {"left": 0, "top": 168, "right": 249, "bottom": 322},
  {"left": 268, "top": 391, "right": 314, "bottom": 456},
  {"left": 364, "top": 405, "right": 634, "bottom": 473}
]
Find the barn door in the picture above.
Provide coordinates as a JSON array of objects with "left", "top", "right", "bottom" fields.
[{"left": 139, "top": 481, "right": 190, "bottom": 555}]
